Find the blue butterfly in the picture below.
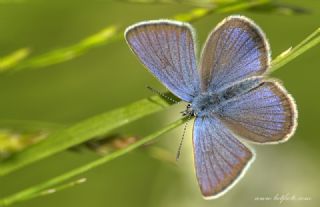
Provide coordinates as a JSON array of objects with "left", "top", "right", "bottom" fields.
[{"left": 125, "top": 15, "right": 297, "bottom": 199}]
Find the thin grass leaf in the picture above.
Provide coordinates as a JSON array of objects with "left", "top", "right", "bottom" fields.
[
  {"left": 0, "top": 130, "right": 48, "bottom": 160},
  {"left": 0, "top": 48, "right": 30, "bottom": 72},
  {"left": 0, "top": 120, "right": 62, "bottom": 160},
  {"left": 0, "top": 95, "right": 172, "bottom": 176},
  {"left": 0, "top": 177, "right": 87, "bottom": 206},
  {"left": 0, "top": 119, "right": 185, "bottom": 206},
  {"left": 271, "top": 27, "right": 320, "bottom": 72},
  {"left": 275, "top": 46, "right": 292, "bottom": 60},
  {"left": 38, "top": 177, "right": 87, "bottom": 197},
  {"left": 9, "top": 26, "right": 118, "bottom": 72}
]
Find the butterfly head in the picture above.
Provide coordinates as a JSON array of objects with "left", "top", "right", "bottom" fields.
[
  {"left": 182, "top": 93, "right": 220, "bottom": 117},
  {"left": 181, "top": 103, "right": 195, "bottom": 117}
]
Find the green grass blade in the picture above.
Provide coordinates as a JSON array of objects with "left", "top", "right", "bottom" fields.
[
  {"left": 0, "top": 120, "right": 62, "bottom": 160},
  {"left": 0, "top": 119, "right": 184, "bottom": 206},
  {"left": 0, "top": 48, "right": 30, "bottom": 72},
  {"left": 0, "top": 177, "right": 87, "bottom": 206},
  {"left": 12, "top": 26, "right": 118, "bottom": 72},
  {"left": 271, "top": 27, "right": 320, "bottom": 72},
  {"left": 0, "top": 95, "right": 172, "bottom": 176},
  {"left": 0, "top": 26, "right": 118, "bottom": 74},
  {"left": 0, "top": 130, "right": 48, "bottom": 160}
]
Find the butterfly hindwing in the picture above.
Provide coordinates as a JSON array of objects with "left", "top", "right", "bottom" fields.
[
  {"left": 199, "top": 15, "right": 270, "bottom": 92},
  {"left": 193, "top": 116, "right": 254, "bottom": 199},
  {"left": 218, "top": 80, "right": 297, "bottom": 143},
  {"left": 125, "top": 20, "right": 200, "bottom": 102}
]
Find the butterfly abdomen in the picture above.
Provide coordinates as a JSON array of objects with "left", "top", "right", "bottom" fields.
[{"left": 220, "top": 77, "right": 263, "bottom": 100}]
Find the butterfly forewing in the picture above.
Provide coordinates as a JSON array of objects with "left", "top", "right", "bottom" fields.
[
  {"left": 199, "top": 16, "right": 270, "bottom": 92},
  {"left": 125, "top": 20, "right": 200, "bottom": 102},
  {"left": 193, "top": 116, "right": 254, "bottom": 199},
  {"left": 218, "top": 80, "right": 297, "bottom": 143}
]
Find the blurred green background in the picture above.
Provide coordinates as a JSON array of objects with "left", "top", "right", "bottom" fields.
[{"left": 0, "top": 0, "right": 319, "bottom": 207}]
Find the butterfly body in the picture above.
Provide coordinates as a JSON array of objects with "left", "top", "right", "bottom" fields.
[
  {"left": 125, "top": 16, "right": 297, "bottom": 199},
  {"left": 187, "top": 77, "right": 262, "bottom": 117}
]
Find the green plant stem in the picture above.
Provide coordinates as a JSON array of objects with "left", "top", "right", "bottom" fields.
[
  {"left": 0, "top": 95, "right": 172, "bottom": 176},
  {"left": 0, "top": 119, "right": 185, "bottom": 206},
  {"left": 271, "top": 27, "right": 320, "bottom": 72},
  {"left": 13, "top": 26, "right": 118, "bottom": 72},
  {"left": 0, "top": 48, "right": 30, "bottom": 72},
  {"left": 5, "top": 177, "right": 87, "bottom": 205}
]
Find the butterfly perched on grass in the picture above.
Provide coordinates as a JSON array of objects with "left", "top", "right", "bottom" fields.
[{"left": 125, "top": 15, "right": 297, "bottom": 199}]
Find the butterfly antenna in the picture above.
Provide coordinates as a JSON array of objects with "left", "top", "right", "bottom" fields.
[
  {"left": 176, "top": 115, "right": 192, "bottom": 161},
  {"left": 146, "top": 85, "right": 180, "bottom": 104}
]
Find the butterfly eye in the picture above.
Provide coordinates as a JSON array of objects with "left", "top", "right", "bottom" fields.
[{"left": 187, "top": 104, "right": 191, "bottom": 108}]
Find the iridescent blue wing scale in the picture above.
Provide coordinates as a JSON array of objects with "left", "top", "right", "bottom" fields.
[
  {"left": 199, "top": 16, "right": 270, "bottom": 92},
  {"left": 193, "top": 116, "right": 254, "bottom": 199},
  {"left": 125, "top": 20, "right": 200, "bottom": 102},
  {"left": 218, "top": 80, "right": 297, "bottom": 143}
]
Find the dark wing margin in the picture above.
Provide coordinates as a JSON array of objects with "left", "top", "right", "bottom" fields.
[
  {"left": 219, "top": 80, "right": 297, "bottom": 144},
  {"left": 125, "top": 20, "right": 200, "bottom": 102},
  {"left": 193, "top": 116, "right": 254, "bottom": 199},
  {"left": 199, "top": 15, "right": 270, "bottom": 92}
]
